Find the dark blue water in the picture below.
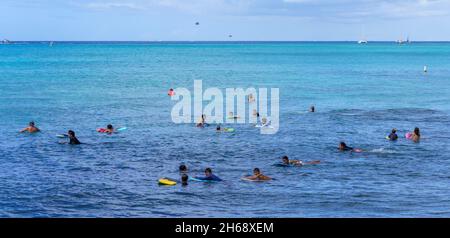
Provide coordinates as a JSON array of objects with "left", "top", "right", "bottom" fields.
[{"left": 1, "top": 42, "right": 450, "bottom": 217}]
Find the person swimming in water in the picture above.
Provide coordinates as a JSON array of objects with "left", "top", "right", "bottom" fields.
[
  {"left": 309, "top": 105, "right": 315, "bottom": 113},
  {"left": 228, "top": 112, "right": 239, "bottom": 119},
  {"left": 68, "top": 130, "right": 81, "bottom": 145},
  {"left": 411, "top": 127, "right": 421, "bottom": 142},
  {"left": 261, "top": 117, "right": 269, "bottom": 126},
  {"left": 338, "top": 142, "right": 362, "bottom": 152},
  {"left": 179, "top": 164, "right": 188, "bottom": 174},
  {"left": 168, "top": 88, "right": 175, "bottom": 96},
  {"left": 181, "top": 174, "right": 189, "bottom": 186},
  {"left": 244, "top": 168, "right": 272, "bottom": 181},
  {"left": 105, "top": 124, "right": 114, "bottom": 134},
  {"left": 20, "top": 121, "right": 40, "bottom": 133},
  {"left": 196, "top": 114, "right": 207, "bottom": 127},
  {"left": 281, "top": 155, "right": 320, "bottom": 167},
  {"left": 195, "top": 168, "right": 222, "bottom": 181},
  {"left": 388, "top": 129, "right": 398, "bottom": 141},
  {"left": 248, "top": 93, "right": 255, "bottom": 103}
]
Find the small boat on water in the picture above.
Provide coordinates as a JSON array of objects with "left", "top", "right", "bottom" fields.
[
  {"left": 1, "top": 39, "right": 11, "bottom": 44},
  {"left": 358, "top": 39, "right": 368, "bottom": 44}
]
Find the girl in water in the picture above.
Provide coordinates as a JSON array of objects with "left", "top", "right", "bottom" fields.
[{"left": 411, "top": 127, "right": 421, "bottom": 143}]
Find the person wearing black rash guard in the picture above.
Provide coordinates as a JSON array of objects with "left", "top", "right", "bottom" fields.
[
  {"left": 339, "top": 142, "right": 354, "bottom": 152},
  {"left": 181, "top": 174, "right": 189, "bottom": 186},
  {"left": 388, "top": 129, "right": 398, "bottom": 141},
  {"left": 68, "top": 130, "right": 81, "bottom": 145}
]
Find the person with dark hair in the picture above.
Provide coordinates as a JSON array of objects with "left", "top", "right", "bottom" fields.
[
  {"left": 388, "top": 129, "right": 398, "bottom": 141},
  {"left": 20, "top": 121, "right": 40, "bottom": 133},
  {"left": 105, "top": 124, "right": 114, "bottom": 134},
  {"left": 243, "top": 168, "right": 272, "bottom": 181},
  {"left": 281, "top": 155, "right": 320, "bottom": 166},
  {"left": 179, "top": 164, "right": 188, "bottom": 174},
  {"left": 412, "top": 127, "right": 421, "bottom": 142},
  {"left": 196, "top": 114, "right": 208, "bottom": 127},
  {"left": 195, "top": 168, "right": 222, "bottom": 181},
  {"left": 68, "top": 130, "right": 81, "bottom": 145},
  {"left": 339, "top": 142, "right": 362, "bottom": 152},
  {"left": 309, "top": 105, "right": 315, "bottom": 113}
]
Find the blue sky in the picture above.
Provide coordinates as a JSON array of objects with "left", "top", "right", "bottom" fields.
[{"left": 1, "top": 0, "right": 450, "bottom": 41}]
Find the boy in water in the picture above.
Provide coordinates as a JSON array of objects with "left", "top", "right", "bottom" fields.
[
  {"left": 388, "top": 129, "right": 398, "bottom": 141},
  {"left": 281, "top": 155, "right": 320, "bottom": 167},
  {"left": 105, "top": 124, "right": 114, "bottom": 134},
  {"left": 244, "top": 168, "right": 272, "bottom": 181},
  {"left": 195, "top": 168, "right": 222, "bottom": 181},
  {"left": 338, "top": 142, "right": 362, "bottom": 152},
  {"left": 20, "top": 121, "right": 40, "bottom": 133},
  {"left": 68, "top": 130, "right": 81, "bottom": 145}
]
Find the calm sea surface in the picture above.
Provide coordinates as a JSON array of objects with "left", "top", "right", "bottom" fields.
[{"left": 1, "top": 42, "right": 450, "bottom": 217}]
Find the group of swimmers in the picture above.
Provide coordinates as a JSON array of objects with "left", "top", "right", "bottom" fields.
[
  {"left": 19, "top": 122, "right": 122, "bottom": 145},
  {"left": 338, "top": 127, "right": 422, "bottom": 153},
  {"left": 19, "top": 103, "right": 423, "bottom": 187},
  {"left": 165, "top": 155, "right": 321, "bottom": 186}
]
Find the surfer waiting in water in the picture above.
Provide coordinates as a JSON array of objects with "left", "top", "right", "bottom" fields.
[
  {"left": 244, "top": 168, "right": 272, "bottom": 181},
  {"left": 20, "top": 121, "right": 40, "bottom": 133},
  {"left": 105, "top": 124, "right": 114, "bottom": 134},
  {"left": 339, "top": 142, "right": 362, "bottom": 152},
  {"left": 195, "top": 168, "right": 222, "bottom": 181},
  {"left": 281, "top": 155, "right": 320, "bottom": 166},
  {"left": 388, "top": 129, "right": 398, "bottom": 141},
  {"left": 196, "top": 114, "right": 207, "bottom": 127},
  {"left": 309, "top": 105, "right": 315, "bottom": 113},
  {"left": 68, "top": 130, "right": 81, "bottom": 145}
]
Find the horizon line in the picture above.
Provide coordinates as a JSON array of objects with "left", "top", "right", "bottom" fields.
[{"left": 3, "top": 40, "right": 450, "bottom": 43}]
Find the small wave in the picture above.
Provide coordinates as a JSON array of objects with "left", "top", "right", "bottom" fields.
[{"left": 369, "top": 148, "right": 397, "bottom": 154}]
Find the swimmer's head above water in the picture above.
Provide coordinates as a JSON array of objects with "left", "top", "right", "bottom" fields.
[
  {"left": 179, "top": 164, "right": 188, "bottom": 173},
  {"left": 205, "top": 168, "right": 212, "bottom": 177},
  {"left": 282, "top": 156, "right": 289, "bottom": 164}
]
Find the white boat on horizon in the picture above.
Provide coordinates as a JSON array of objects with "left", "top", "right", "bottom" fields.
[
  {"left": 1, "top": 39, "right": 11, "bottom": 44},
  {"left": 358, "top": 39, "right": 368, "bottom": 44}
]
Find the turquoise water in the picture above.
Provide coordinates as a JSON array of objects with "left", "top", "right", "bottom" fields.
[{"left": 1, "top": 42, "right": 450, "bottom": 217}]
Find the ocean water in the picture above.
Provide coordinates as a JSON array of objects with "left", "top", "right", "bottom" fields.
[{"left": 1, "top": 42, "right": 450, "bottom": 217}]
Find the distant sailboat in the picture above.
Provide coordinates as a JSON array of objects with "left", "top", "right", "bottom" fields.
[
  {"left": 357, "top": 27, "right": 368, "bottom": 44},
  {"left": 397, "top": 35, "right": 410, "bottom": 44}
]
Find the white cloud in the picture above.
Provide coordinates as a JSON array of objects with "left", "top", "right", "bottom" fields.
[{"left": 79, "top": 0, "right": 450, "bottom": 19}]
